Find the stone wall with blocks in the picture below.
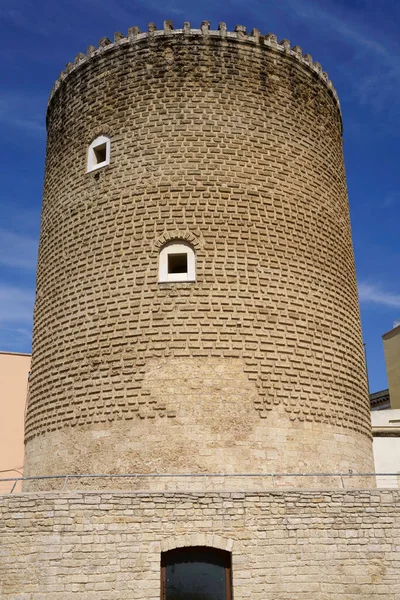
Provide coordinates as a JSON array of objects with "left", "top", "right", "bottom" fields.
[{"left": 1, "top": 489, "right": 399, "bottom": 599}]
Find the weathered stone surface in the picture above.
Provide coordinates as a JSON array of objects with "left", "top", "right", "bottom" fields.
[{"left": 1, "top": 490, "right": 399, "bottom": 598}]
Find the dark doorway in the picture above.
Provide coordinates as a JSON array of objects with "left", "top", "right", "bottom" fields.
[{"left": 161, "top": 546, "right": 232, "bottom": 600}]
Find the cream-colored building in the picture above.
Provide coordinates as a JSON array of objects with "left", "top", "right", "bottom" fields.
[
  {"left": 371, "top": 409, "right": 400, "bottom": 487},
  {"left": 382, "top": 322, "right": 400, "bottom": 409},
  {"left": 0, "top": 351, "right": 30, "bottom": 493},
  {"left": 370, "top": 323, "right": 400, "bottom": 488}
]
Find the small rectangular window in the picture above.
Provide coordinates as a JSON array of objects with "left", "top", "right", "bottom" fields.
[
  {"left": 159, "top": 241, "right": 196, "bottom": 283},
  {"left": 168, "top": 253, "right": 188, "bottom": 274},
  {"left": 93, "top": 143, "right": 107, "bottom": 165},
  {"left": 87, "top": 135, "right": 110, "bottom": 172}
]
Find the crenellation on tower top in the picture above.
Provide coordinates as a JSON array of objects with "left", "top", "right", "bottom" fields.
[
  {"left": 73, "top": 52, "right": 86, "bottom": 66},
  {"left": 47, "top": 21, "right": 341, "bottom": 114},
  {"left": 201, "top": 20, "right": 210, "bottom": 34},
  {"left": 163, "top": 20, "right": 174, "bottom": 33},
  {"left": 264, "top": 33, "right": 278, "bottom": 46},
  {"left": 279, "top": 38, "right": 291, "bottom": 52},
  {"left": 98, "top": 36, "right": 112, "bottom": 47},
  {"left": 128, "top": 25, "right": 141, "bottom": 40},
  {"left": 313, "top": 61, "right": 323, "bottom": 74},
  {"left": 291, "top": 45, "right": 302, "bottom": 58},
  {"left": 250, "top": 28, "right": 260, "bottom": 41},
  {"left": 234, "top": 24, "right": 247, "bottom": 39},
  {"left": 86, "top": 44, "right": 96, "bottom": 57}
]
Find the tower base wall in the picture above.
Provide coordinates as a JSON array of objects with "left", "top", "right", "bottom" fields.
[
  {"left": 23, "top": 419, "right": 374, "bottom": 491},
  {"left": 1, "top": 490, "right": 399, "bottom": 598}
]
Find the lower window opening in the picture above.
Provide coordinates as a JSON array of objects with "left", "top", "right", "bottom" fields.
[
  {"left": 158, "top": 240, "right": 196, "bottom": 283},
  {"left": 161, "top": 546, "right": 232, "bottom": 600}
]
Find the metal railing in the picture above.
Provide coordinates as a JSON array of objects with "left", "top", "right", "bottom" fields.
[{"left": 0, "top": 472, "right": 399, "bottom": 494}]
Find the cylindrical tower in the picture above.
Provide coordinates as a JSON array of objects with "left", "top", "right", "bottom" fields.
[{"left": 24, "top": 21, "right": 374, "bottom": 488}]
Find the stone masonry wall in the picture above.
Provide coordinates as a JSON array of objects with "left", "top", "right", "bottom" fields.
[
  {"left": 24, "top": 23, "right": 374, "bottom": 483},
  {"left": 1, "top": 490, "right": 399, "bottom": 599}
]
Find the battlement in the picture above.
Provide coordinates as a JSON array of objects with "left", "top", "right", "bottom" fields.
[{"left": 49, "top": 20, "right": 340, "bottom": 113}]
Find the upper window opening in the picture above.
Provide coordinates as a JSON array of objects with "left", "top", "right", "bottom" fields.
[
  {"left": 168, "top": 253, "right": 188, "bottom": 274},
  {"left": 159, "top": 241, "right": 196, "bottom": 283},
  {"left": 161, "top": 546, "right": 232, "bottom": 600},
  {"left": 87, "top": 135, "right": 110, "bottom": 172},
  {"left": 94, "top": 143, "right": 107, "bottom": 164}
]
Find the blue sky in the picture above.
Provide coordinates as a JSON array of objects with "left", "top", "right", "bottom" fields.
[{"left": 0, "top": 0, "right": 399, "bottom": 393}]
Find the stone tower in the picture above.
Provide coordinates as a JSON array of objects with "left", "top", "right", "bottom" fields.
[{"left": 24, "top": 21, "right": 374, "bottom": 488}]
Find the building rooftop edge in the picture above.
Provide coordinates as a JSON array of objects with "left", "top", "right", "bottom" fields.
[
  {"left": 370, "top": 388, "right": 389, "bottom": 399},
  {"left": 48, "top": 20, "right": 341, "bottom": 117},
  {"left": 0, "top": 350, "right": 31, "bottom": 357},
  {"left": 382, "top": 324, "right": 400, "bottom": 340}
]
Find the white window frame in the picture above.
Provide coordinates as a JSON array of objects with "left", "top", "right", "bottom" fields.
[
  {"left": 159, "top": 241, "right": 196, "bottom": 283},
  {"left": 87, "top": 135, "right": 110, "bottom": 172}
]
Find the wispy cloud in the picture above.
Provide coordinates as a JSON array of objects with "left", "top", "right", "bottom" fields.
[
  {"left": 80, "top": 0, "right": 136, "bottom": 23},
  {"left": 287, "top": 0, "right": 389, "bottom": 56},
  {"left": 0, "top": 92, "right": 46, "bottom": 136},
  {"left": 284, "top": 0, "right": 400, "bottom": 111},
  {"left": 82, "top": 0, "right": 184, "bottom": 23},
  {"left": 0, "top": 8, "right": 48, "bottom": 36},
  {"left": 0, "top": 324, "right": 32, "bottom": 353},
  {"left": 356, "top": 64, "right": 400, "bottom": 112},
  {"left": 167, "top": 6, "right": 185, "bottom": 17},
  {"left": 382, "top": 191, "right": 400, "bottom": 209},
  {"left": 0, "top": 230, "right": 38, "bottom": 270},
  {"left": 358, "top": 282, "right": 400, "bottom": 309},
  {"left": 0, "top": 204, "right": 41, "bottom": 236},
  {"left": 0, "top": 285, "right": 34, "bottom": 324}
]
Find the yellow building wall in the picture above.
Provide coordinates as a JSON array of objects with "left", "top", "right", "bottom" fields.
[{"left": 383, "top": 326, "right": 400, "bottom": 409}]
